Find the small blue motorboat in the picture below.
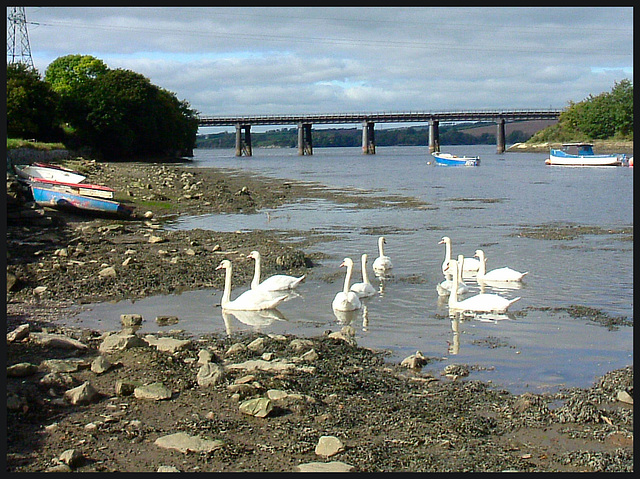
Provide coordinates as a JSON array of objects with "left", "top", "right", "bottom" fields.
[
  {"left": 432, "top": 152, "right": 480, "bottom": 167},
  {"left": 30, "top": 183, "right": 135, "bottom": 217}
]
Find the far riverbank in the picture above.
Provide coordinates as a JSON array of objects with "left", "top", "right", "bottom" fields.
[{"left": 508, "top": 140, "right": 633, "bottom": 155}]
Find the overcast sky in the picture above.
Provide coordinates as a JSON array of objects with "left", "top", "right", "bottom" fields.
[{"left": 13, "top": 6, "right": 634, "bottom": 132}]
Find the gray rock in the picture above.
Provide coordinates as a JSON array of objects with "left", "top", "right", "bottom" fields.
[
  {"left": 59, "top": 448, "right": 84, "bottom": 468},
  {"left": 226, "top": 358, "right": 296, "bottom": 373},
  {"left": 295, "top": 461, "right": 354, "bottom": 472},
  {"left": 91, "top": 355, "right": 112, "bottom": 374},
  {"left": 239, "top": 397, "right": 273, "bottom": 418},
  {"left": 99, "top": 266, "right": 117, "bottom": 278},
  {"left": 31, "top": 332, "right": 88, "bottom": 350},
  {"left": 158, "top": 465, "right": 181, "bottom": 472},
  {"left": 401, "top": 351, "right": 427, "bottom": 369},
  {"left": 617, "top": 389, "right": 633, "bottom": 404},
  {"left": 301, "top": 349, "right": 319, "bottom": 362},
  {"left": 120, "top": 313, "right": 143, "bottom": 327},
  {"left": 315, "top": 435, "right": 345, "bottom": 457},
  {"left": 99, "top": 332, "right": 146, "bottom": 353},
  {"left": 41, "top": 358, "right": 87, "bottom": 373},
  {"left": 6, "top": 323, "right": 29, "bottom": 342},
  {"left": 134, "top": 382, "right": 172, "bottom": 401},
  {"left": 289, "top": 338, "right": 314, "bottom": 352},
  {"left": 143, "top": 335, "right": 190, "bottom": 353},
  {"left": 226, "top": 342, "right": 247, "bottom": 355},
  {"left": 197, "top": 362, "right": 225, "bottom": 387},
  {"left": 64, "top": 382, "right": 100, "bottom": 405},
  {"left": 154, "top": 432, "right": 224, "bottom": 454},
  {"left": 197, "top": 349, "right": 213, "bottom": 365},
  {"left": 7, "top": 362, "right": 38, "bottom": 377},
  {"left": 247, "top": 337, "right": 266, "bottom": 353}
]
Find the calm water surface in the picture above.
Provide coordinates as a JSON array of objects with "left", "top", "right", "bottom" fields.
[{"left": 70, "top": 145, "right": 633, "bottom": 394}]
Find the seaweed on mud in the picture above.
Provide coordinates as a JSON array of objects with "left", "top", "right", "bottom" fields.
[
  {"left": 511, "top": 223, "right": 633, "bottom": 241},
  {"left": 522, "top": 305, "right": 632, "bottom": 331}
]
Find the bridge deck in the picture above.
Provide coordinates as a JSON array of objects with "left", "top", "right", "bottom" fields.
[{"left": 198, "top": 109, "right": 561, "bottom": 126}]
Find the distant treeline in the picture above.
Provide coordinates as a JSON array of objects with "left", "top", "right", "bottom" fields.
[{"left": 196, "top": 122, "right": 532, "bottom": 149}]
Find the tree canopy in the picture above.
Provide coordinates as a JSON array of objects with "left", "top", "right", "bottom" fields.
[
  {"left": 8, "top": 54, "right": 199, "bottom": 160},
  {"left": 7, "top": 63, "right": 63, "bottom": 142}
]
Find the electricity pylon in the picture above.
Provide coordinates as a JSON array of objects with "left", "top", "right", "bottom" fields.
[{"left": 7, "top": 6, "right": 35, "bottom": 69}]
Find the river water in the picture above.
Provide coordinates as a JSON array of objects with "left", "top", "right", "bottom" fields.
[{"left": 72, "top": 144, "right": 633, "bottom": 394}]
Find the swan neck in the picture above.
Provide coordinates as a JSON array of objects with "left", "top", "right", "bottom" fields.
[
  {"left": 378, "top": 238, "right": 385, "bottom": 256},
  {"left": 251, "top": 255, "right": 261, "bottom": 288},
  {"left": 343, "top": 263, "right": 353, "bottom": 293},
  {"left": 361, "top": 256, "right": 370, "bottom": 283},
  {"left": 222, "top": 266, "right": 233, "bottom": 306}
]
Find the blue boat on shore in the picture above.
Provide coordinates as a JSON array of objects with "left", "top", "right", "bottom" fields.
[
  {"left": 30, "top": 183, "right": 135, "bottom": 217},
  {"left": 432, "top": 152, "right": 480, "bottom": 167}
]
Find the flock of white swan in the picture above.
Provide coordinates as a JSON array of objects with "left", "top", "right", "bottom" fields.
[{"left": 216, "top": 235, "right": 528, "bottom": 318}]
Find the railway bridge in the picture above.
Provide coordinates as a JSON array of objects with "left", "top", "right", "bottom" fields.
[{"left": 198, "top": 109, "right": 561, "bottom": 156}]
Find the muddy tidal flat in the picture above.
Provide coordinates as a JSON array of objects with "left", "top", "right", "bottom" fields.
[{"left": 5, "top": 157, "right": 633, "bottom": 472}]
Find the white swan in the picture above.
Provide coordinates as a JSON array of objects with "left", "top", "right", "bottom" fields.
[
  {"left": 350, "top": 253, "right": 377, "bottom": 298},
  {"left": 436, "top": 254, "right": 470, "bottom": 296},
  {"left": 447, "top": 258, "right": 520, "bottom": 313},
  {"left": 247, "top": 250, "right": 306, "bottom": 291},
  {"left": 474, "top": 249, "right": 528, "bottom": 282},
  {"left": 439, "top": 236, "right": 480, "bottom": 275},
  {"left": 372, "top": 236, "right": 393, "bottom": 272},
  {"left": 216, "top": 259, "right": 289, "bottom": 311},
  {"left": 332, "top": 257, "right": 362, "bottom": 312}
]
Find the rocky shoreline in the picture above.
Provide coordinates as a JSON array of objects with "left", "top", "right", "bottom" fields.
[{"left": 5, "top": 155, "right": 633, "bottom": 472}]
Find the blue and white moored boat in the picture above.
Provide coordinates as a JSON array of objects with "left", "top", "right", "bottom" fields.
[
  {"left": 432, "top": 152, "right": 480, "bottom": 167},
  {"left": 545, "top": 143, "right": 624, "bottom": 167},
  {"left": 30, "top": 183, "right": 134, "bottom": 217}
]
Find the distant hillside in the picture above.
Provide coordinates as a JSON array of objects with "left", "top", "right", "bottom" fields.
[{"left": 458, "top": 119, "right": 558, "bottom": 137}]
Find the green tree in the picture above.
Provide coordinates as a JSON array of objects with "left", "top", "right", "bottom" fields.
[
  {"left": 81, "top": 68, "right": 198, "bottom": 159},
  {"left": 6, "top": 63, "right": 62, "bottom": 142},
  {"left": 44, "top": 54, "right": 108, "bottom": 128},
  {"left": 531, "top": 79, "right": 633, "bottom": 143}
]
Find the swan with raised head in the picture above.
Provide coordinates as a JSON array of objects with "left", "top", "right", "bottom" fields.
[
  {"left": 474, "top": 249, "right": 528, "bottom": 282},
  {"left": 216, "top": 259, "right": 289, "bottom": 311},
  {"left": 447, "top": 258, "right": 520, "bottom": 313},
  {"left": 437, "top": 254, "right": 470, "bottom": 296},
  {"left": 247, "top": 250, "right": 306, "bottom": 291},
  {"left": 372, "top": 236, "right": 393, "bottom": 272},
  {"left": 439, "top": 236, "right": 480, "bottom": 275},
  {"left": 350, "top": 253, "right": 377, "bottom": 298},
  {"left": 332, "top": 257, "right": 362, "bottom": 311}
]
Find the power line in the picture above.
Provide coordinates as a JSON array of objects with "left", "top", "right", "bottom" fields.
[{"left": 30, "top": 19, "right": 633, "bottom": 58}]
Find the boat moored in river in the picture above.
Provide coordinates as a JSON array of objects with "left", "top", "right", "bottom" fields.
[{"left": 545, "top": 143, "right": 624, "bottom": 167}]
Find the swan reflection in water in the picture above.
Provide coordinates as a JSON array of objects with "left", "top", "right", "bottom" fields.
[
  {"left": 332, "top": 302, "right": 370, "bottom": 331},
  {"left": 478, "top": 279, "right": 523, "bottom": 293},
  {"left": 447, "top": 310, "right": 516, "bottom": 355},
  {"left": 221, "top": 308, "right": 287, "bottom": 335}
]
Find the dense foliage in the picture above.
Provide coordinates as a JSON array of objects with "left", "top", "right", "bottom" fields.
[
  {"left": 529, "top": 79, "right": 633, "bottom": 143},
  {"left": 6, "top": 63, "right": 63, "bottom": 142},
  {"left": 7, "top": 55, "right": 199, "bottom": 160},
  {"left": 196, "top": 124, "right": 527, "bottom": 149}
]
